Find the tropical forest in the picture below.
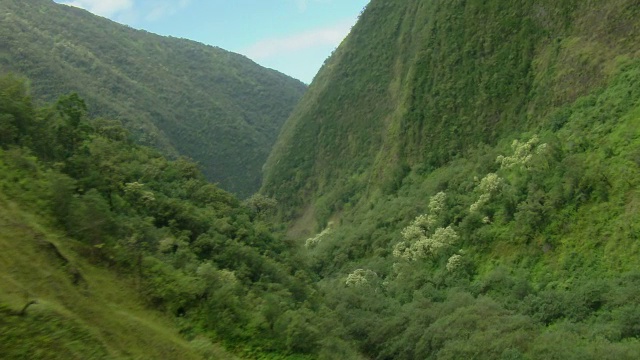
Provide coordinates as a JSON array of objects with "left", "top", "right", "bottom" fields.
[{"left": 1, "top": 0, "right": 640, "bottom": 359}]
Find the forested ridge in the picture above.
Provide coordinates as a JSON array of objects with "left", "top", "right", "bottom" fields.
[
  {"left": 2, "top": 0, "right": 640, "bottom": 359},
  {"left": 264, "top": 0, "right": 640, "bottom": 221},
  {"left": 261, "top": 0, "right": 640, "bottom": 358},
  {"left": 0, "top": 0, "right": 306, "bottom": 197}
]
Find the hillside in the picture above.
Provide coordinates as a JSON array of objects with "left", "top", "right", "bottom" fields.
[
  {"left": 263, "top": 0, "right": 639, "bottom": 222},
  {"left": 0, "top": 196, "right": 237, "bottom": 360},
  {"left": 0, "top": 0, "right": 306, "bottom": 197},
  {"left": 261, "top": 0, "right": 640, "bottom": 358},
  {"left": 3, "top": 0, "right": 640, "bottom": 358},
  {"left": 0, "top": 75, "right": 364, "bottom": 359}
]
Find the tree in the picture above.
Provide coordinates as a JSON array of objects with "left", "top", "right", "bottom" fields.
[
  {"left": 394, "top": 192, "right": 460, "bottom": 261},
  {"left": 0, "top": 74, "right": 34, "bottom": 146},
  {"left": 56, "top": 92, "right": 87, "bottom": 129},
  {"left": 55, "top": 93, "right": 90, "bottom": 159},
  {"left": 244, "top": 193, "right": 278, "bottom": 219}
]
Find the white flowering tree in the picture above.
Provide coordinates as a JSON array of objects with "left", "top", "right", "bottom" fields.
[
  {"left": 496, "top": 135, "right": 548, "bottom": 170},
  {"left": 393, "top": 192, "right": 460, "bottom": 261},
  {"left": 470, "top": 135, "right": 549, "bottom": 216},
  {"left": 470, "top": 173, "right": 504, "bottom": 213},
  {"left": 345, "top": 269, "right": 378, "bottom": 287},
  {"left": 305, "top": 222, "right": 333, "bottom": 248}
]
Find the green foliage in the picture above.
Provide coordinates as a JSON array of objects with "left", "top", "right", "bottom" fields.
[
  {"left": 261, "top": 0, "right": 640, "bottom": 358},
  {"left": 3, "top": 0, "right": 640, "bottom": 357},
  {"left": 0, "top": 0, "right": 306, "bottom": 197},
  {"left": 263, "top": 0, "right": 640, "bottom": 223},
  {"left": 299, "top": 56, "right": 640, "bottom": 354},
  {"left": 244, "top": 193, "right": 279, "bottom": 220},
  {"left": 0, "top": 77, "right": 348, "bottom": 358},
  {"left": 0, "top": 308, "right": 111, "bottom": 360},
  {"left": 0, "top": 73, "right": 34, "bottom": 146},
  {"left": 0, "top": 192, "right": 217, "bottom": 360}
]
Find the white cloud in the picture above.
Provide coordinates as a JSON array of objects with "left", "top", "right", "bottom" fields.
[
  {"left": 145, "top": 0, "right": 191, "bottom": 22},
  {"left": 60, "top": 0, "right": 133, "bottom": 18},
  {"left": 241, "top": 19, "right": 353, "bottom": 60}
]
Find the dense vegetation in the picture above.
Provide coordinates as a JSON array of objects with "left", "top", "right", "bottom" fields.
[
  {"left": 261, "top": 0, "right": 640, "bottom": 358},
  {"left": 3, "top": 0, "right": 640, "bottom": 359},
  {"left": 263, "top": 0, "right": 639, "bottom": 221},
  {"left": 0, "top": 75, "right": 359, "bottom": 359},
  {"left": 0, "top": 0, "right": 306, "bottom": 197}
]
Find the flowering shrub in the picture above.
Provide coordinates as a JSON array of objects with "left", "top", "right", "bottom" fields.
[
  {"left": 497, "top": 135, "right": 548, "bottom": 169},
  {"left": 470, "top": 173, "right": 503, "bottom": 213},
  {"left": 394, "top": 192, "right": 459, "bottom": 261},
  {"left": 305, "top": 224, "right": 333, "bottom": 248},
  {"left": 345, "top": 269, "right": 377, "bottom": 287}
]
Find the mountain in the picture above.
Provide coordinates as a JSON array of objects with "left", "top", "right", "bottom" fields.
[
  {"left": 263, "top": 0, "right": 639, "bottom": 224},
  {"left": 261, "top": 0, "right": 640, "bottom": 358},
  {"left": 4, "top": 0, "right": 640, "bottom": 358},
  {"left": 0, "top": 0, "right": 306, "bottom": 197}
]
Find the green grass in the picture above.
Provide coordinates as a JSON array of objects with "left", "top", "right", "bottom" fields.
[{"left": 0, "top": 196, "right": 237, "bottom": 360}]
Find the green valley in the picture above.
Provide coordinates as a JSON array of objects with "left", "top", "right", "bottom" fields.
[
  {"left": 2, "top": 0, "right": 640, "bottom": 359},
  {"left": 0, "top": 75, "right": 352, "bottom": 359},
  {"left": 0, "top": 0, "right": 306, "bottom": 197}
]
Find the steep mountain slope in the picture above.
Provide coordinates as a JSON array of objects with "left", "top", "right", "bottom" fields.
[
  {"left": 261, "top": 1, "right": 640, "bottom": 358},
  {"left": 0, "top": 0, "right": 306, "bottom": 197},
  {"left": 263, "top": 0, "right": 639, "bottom": 224}
]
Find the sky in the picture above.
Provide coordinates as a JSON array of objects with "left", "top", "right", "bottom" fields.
[{"left": 53, "top": 0, "right": 370, "bottom": 83}]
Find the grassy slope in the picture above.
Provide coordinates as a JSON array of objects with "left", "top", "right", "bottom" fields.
[
  {"left": 0, "top": 195, "right": 237, "bottom": 360},
  {"left": 0, "top": 0, "right": 306, "bottom": 197}
]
